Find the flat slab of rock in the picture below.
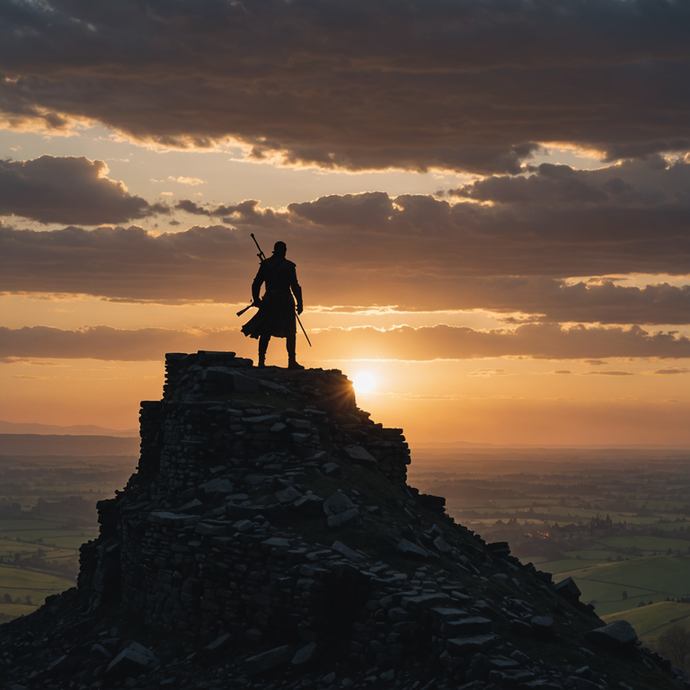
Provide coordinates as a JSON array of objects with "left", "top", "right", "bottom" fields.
[
  {"left": 291, "top": 642, "right": 318, "bottom": 666},
  {"left": 430, "top": 607, "right": 468, "bottom": 622},
  {"left": 106, "top": 642, "right": 159, "bottom": 678},
  {"left": 195, "top": 520, "right": 230, "bottom": 535},
  {"left": 204, "top": 367, "right": 259, "bottom": 393},
  {"left": 531, "top": 615, "right": 554, "bottom": 633},
  {"left": 397, "top": 539, "right": 430, "bottom": 560},
  {"left": 199, "top": 477, "right": 234, "bottom": 494},
  {"left": 586, "top": 620, "right": 637, "bottom": 650},
  {"left": 446, "top": 634, "right": 499, "bottom": 657},
  {"left": 323, "top": 491, "right": 355, "bottom": 516},
  {"left": 203, "top": 633, "right": 232, "bottom": 657},
  {"left": 332, "top": 540, "right": 365, "bottom": 561},
  {"left": 433, "top": 536, "right": 454, "bottom": 554},
  {"left": 554, "top": 576, "right": 582, "bottom": 602},
  {"left": 275, "top": 486, "right": 303, "bottom": 504},
  {"left": 292, "top": 494, "right": 324, "bottom": 515},
  {"left": 343, "top": 444, "right": 379, "bottom": 467},
  {"left": 245, "top": 645, "right": 292, "bottom": 675},
  {"left": 403, "top": 592, "right": 451, "bottom": 610},
  {"left": 564, "top": 677, "right": 602, "bottom": 690},
  {"left": 445, "top": 616, "right": 492, "bottom": 636},
  {"left": 327, "top": 507, "right": 360, "bottom": 528},
  {"left": 489, "top": 669, "right": 536, "bottom": 685},
  {"left": 147, "top": 512, "right": 200, "bottom": 527}
]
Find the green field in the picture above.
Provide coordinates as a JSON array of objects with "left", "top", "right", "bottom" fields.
[
  {"left": 555, "top": 555, "right": 690, "bottom": 616},
  {"left": 0, "top": 574, "right": 76, "bottom": 619},
  {"left": 565, "top": 549, "right": 623, "bottom": 561},
  {"left": 0, "top": 601, "right": 39, "bottom": 619},
  {"left": 0, "top": 454, "right": 134, "bottom": 621},
  {"left": 653, "top": 523, "right": 690, "bottom": 533},
  {"left": 0, "top": 518, "right": 66, "bottom": 534},
  {"left": 597, "top": 536, "right": 690, "bottom": 553},
  {"left": 0, "top": 563, "right": 75, "bottom": 619},
  {"left": 602, "top": 602, "right": 690, "bottom": 642}
]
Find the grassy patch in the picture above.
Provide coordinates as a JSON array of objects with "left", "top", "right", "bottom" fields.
[
  {"left": 0, "top": 518, "right": 64, "bottom": 534},
  {"left": 0, "top": 601, "right": 38, "bottom": 620},
  {"left": 603, "top": 601, "right": 690, "bottom": 640},
  {"left": 537, "top": 559, "right": 594, "bottom": 575},
  {"left": 564, "top": 549, "right": 625, "bottom": 562},
  {"left": 597, "top": 535, "right": 690, "bottom": 552},
  {"left": 0, "top": 564, "right": 74, "bottom": 610},
  {"left": 557, "top": 555, "right": 690, "bottom": 616}
]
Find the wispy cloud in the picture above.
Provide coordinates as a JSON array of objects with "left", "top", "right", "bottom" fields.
[
  {"left": 2, "top": 323, "right": 688, "bottom": 362},
  {"left": 169, "top": 176, "right": 205, "bottom": 186}
]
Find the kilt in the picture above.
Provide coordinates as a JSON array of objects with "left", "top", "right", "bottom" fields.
[{"left": 241, "top": 290, "right": 296, "bottom": 339}]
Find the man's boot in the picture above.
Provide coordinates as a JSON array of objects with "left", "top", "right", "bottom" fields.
[
  {"left": 287, "top": 333, "right": 304, "bottom": 370},
  {"left": 258, "top": 335, "right": 269, "bottom": 369}
]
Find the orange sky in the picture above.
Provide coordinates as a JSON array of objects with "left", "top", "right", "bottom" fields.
[{"left": 1, "top": 1, "right": 689, "bottom": 446}]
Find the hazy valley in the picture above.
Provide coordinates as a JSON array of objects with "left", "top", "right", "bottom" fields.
[{"left": 2, "top": 432, "right": 689, "bottom": 660}]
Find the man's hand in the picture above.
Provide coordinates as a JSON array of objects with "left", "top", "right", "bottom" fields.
[{"left": 297, "top": 303, "right": 304, "bottom": 315}]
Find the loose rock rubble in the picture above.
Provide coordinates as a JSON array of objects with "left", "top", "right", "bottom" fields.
[{"left": 0, "top": 351, "right": 685, "bottom": 689}]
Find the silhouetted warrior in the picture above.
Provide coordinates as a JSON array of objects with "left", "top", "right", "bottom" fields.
[{"left": 241, "top": 241, "right": 304, "bottom": 369}]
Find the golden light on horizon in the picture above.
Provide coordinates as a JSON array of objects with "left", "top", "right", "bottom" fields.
[{"left": 353, "top": 371, "right": 376, "bottom": 394}]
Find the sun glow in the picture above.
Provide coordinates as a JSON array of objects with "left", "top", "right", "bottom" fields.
[{"left": 353, "top": 371, "right": 376, "bottom": 394}]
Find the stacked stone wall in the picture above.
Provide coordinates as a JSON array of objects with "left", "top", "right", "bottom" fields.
[
  {"left": 155, "top": 351, "right": 409, "bottom": 486},
  {"left": 79, "top": 351, "right": 413, "bottom": 635}
]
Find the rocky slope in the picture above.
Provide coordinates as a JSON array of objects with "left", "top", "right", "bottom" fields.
[{"left": 0, "top": 351, "right": 685, "bottom": 690}]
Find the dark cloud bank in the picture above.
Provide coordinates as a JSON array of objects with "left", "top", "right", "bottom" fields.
[
  {"left": 2, "top": 323, "right": 689, "bottom": 362},
  {"left": 2, "top": 155, "right": 689, "bottom": 324},
  {"left": 0, "top": 156, "right": 167, "bottom": 225},
  {"left": 1, "top": 0, "right": 689, "bottom": 173}
]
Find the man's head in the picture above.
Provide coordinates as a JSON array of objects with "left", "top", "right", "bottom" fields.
[{"left": 273, "top": 241, "right": 287, "bottom": 257}]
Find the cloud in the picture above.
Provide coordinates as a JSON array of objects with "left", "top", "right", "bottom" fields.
[
  {"left": 170, "top": 176, "right": 205, "bottom": 186},
  {"left": 652, "top": 367, "right": 690, "bottom": 375},
  {"left": 2, "top": 323, "right": 688, "bottom": 362},
  {"left": 0, "top": 325, "right": 236, "bottom": 362},
  {"left": 583, "top": 370, "right": 635, "bottom": 376},
  {"left": 468, "top": 368, "right": 507, "bottom": 377},
  {"left": 2, "top": 168, "right": 689, "bottom": 322},
  {"left": 450, "top": 157, "right": 690, "bottom": 206},
  {"left": 314, "top": 324, "right": 690, "bottom": 361},
  {"left": 0, "top": 156, "right": 168, "bottom": 225},
  {"left": 0, "top": 1, "right": 689, "bottom": 173}
]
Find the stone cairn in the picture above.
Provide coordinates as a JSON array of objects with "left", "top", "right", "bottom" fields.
[{"left": 0, "top": 351, "right": 684, "bottom": 690}]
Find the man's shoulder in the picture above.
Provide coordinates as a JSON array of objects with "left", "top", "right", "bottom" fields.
[
  {"left": 265, "top": 256, "right": 295, "bottom": 268},
  {"left": 273, "top": 258, "right": 296, "bottom": 270}
]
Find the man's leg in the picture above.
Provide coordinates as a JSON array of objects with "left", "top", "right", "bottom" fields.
[
  {"left": 258, "top": 334, "right": 270, "bottom": 368},
  {"left": 286, "top": 331, "right": 304, "bottom": 370}
]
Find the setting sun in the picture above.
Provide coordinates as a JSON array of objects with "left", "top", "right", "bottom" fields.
[{"left": 353, "top": 371, "right": 376, "bottom": 394}]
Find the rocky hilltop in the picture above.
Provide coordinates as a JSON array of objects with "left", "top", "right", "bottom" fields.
[{"left": 0, "top": 352, "right": 684, "bottom": 690}]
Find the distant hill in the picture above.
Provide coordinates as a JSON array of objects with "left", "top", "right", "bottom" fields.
[
  {"left": 0, "top": 420, "right": 138, "bottom": 437},
  {"left": 0, "top": 434, "right": 140, "bottom": 456}
]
